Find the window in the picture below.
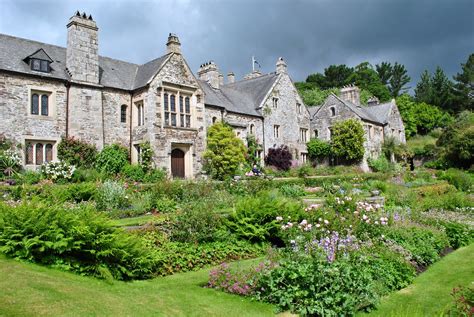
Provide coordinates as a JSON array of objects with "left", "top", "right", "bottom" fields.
[
  {"left": 120, "top": 105, "right": 127, "bottom": 123},
  {"left": 249, "top": 124, "right": 255, "bottom": 135},
  {"left": 164, "top": 92, "right": 191, "bottom": 128},
  {"left": 272, "top": 97, "right": 278, "bottom": 109},
  {"left": 25, "top": 140, "right": 55, "bottom": 165},
  {"left": 30, "top": 59, "right": 50, "bottom": 73},
  {"left": 314, "top": 129, "right": 319, "bottom": 138},
  {"left": 273, "top": 125, "right": 280, "bottom": 138},
  {"left": 300, "top": 128, "right": 308, "bottom": 143},
  {"left": 212, "top": 116, "right": 217, "bottom": 124},
  {"left": 301, "top": 153, "right": 308, "bottom": 163},
  {"left": 135, "top": 101, "right": 144, "bottom": 126},
  {"left": 328, "top": 127, "right": 333, "bottom": 140},
  {"left": 369, "top": 125, "right": 374, "bottom": 139},
  {"left": 31, "top": 91, "right": 50, "bottom": 116},
  {"left": 296, "top": 103, "right": 301, "bottom": 114},
  {"left": 330, "top": 106, "right": 336, "bottom": 117}
]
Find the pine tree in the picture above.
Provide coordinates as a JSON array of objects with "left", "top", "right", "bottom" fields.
[
  {"left": 389, "top": 63, "right": 410, "bottom": 97},
  {"left": 415, "top": 70, "right": 432, "bottom": 104},
  {"left": 376, "top": 62, "right": 393, "bottom": 86},
  {"left": 431, "top": 66, "right": 454, "bottom": 111},
  {"left": 452, "top": 53, "right": 474, "bottom": 112}
]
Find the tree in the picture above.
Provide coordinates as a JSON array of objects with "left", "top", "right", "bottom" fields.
[
  {"left": 330, "top": 119, "right": 365, "bottom": 162},
  {"left": 203, "top": 122, "right": 246, "bottom": 180},
  {"left": 265, "top": 145, "right": 292, "bottom": 171},
  {"left": 349, "top": 62, "right": 391, "bottom": 102},
  {"left": 376, "top": 62, "right": 393, "bottom": 86},
  {"left": 437, "top": 111, "right": 474, "bottom": 169},
  {"left": 395, "top": 94, "right": 418, "bottom": 137},
  {"left": 306, "top": 64, "right": 354, "bottom": 89},
  {"left": 431, "top": 66, "right": 454, "bottom": 111},
  {"left": 389, "top": 62, "right": 410, "bottom": 97},
  {"left": 415, "top": 70, "right": 433, "bottom": 104},
  {"left": 452, "top": 53, "right": 474, "bottom": 112},
  {"left": 295, "top": 84, "right": 339, "bottom": 106}
]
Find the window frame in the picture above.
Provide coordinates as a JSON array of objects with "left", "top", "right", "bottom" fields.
[
  {"left": 25, "top": 140, "right": 56, "bottom": 166},
  {"left": 30, "top": 90, "right": 52, "bottom": 117},
  {"left": 163, "top": 90, "right": 192, "bottom": 128},
  {"left": 273, "top": 125, "right": 280, "bottom": 138},
  {"left": 30, "top": 58, "right": 50, "bottom": 73}
]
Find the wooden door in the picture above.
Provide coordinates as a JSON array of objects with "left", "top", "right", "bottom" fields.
[{"left": 171, "top": 149, "right": 185, "bottom": 178}]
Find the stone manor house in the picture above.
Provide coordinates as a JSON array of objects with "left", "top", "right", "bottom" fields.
[{"left": 0, "top": 12, "right": 405, "bottom": 178}]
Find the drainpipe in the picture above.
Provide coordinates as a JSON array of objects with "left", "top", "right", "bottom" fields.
[
  {"left": 65, "top": 82, "right": 70, "bottom": 138},
  {"left": 129, "top": 92, "right": 133, "bottom": 162}
]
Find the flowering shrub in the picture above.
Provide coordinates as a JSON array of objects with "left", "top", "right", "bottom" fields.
[
  {"left": 57, "top": 137, "right": 97, "bottom": 168},
  {"left": 0, "top": 148, "right": 22, "bottom": 177},
  {"left": 41, "top": 161, "right": 76, "bottom": 182}
]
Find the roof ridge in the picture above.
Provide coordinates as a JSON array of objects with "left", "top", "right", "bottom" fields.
[{"left": 224, "top": 72, "right": 277, "bottom": 86}]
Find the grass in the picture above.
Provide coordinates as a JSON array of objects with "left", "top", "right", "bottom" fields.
[
  {"left": 0, "top": 255, "right": 276, "bottom": 317},
  {"left": 361, "top": 243, "right": 474, "bottom": 317},
  {"left": 109, "top": 214, "right": 160, "bottom": 227}
]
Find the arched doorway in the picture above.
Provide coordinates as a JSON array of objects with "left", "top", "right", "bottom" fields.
[{"left": 171, "top": 148, "right": 185, "bottom": 178}]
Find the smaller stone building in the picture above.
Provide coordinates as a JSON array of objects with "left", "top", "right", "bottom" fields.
[{"left": 310, "top": 85, "right": 406, "bottom": 169}]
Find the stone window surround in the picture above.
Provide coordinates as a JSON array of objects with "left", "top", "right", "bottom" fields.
[
  {"left": 249, "top": 124, "right": 255, "bottom": 135},
  {"left": 134, "top": 100, "right": 145, "bottom": 127},
  {"left": 330, "top": 106, "right": 336, "bottom": 117},
  {"left": 22, "top": 136, "right": 60, "bottom": 167},
  {"left": 160, "top": 84, "right": 197, "bottom": 129},
  {"left": 296, "top": 102, "right": 302, "bottom": 114},
  {"left": 273, "top": 124, "right": 280, "bottom": 138},
  {"left": 163, "top": 91, "right": 191, "bottom": 128},
  {"left": 131, "top": 141, "right": 145, "bottom": 165},
  {"left": 120, "top": 104, "right": 128, "bottom": 124},
  {"left": 27, "top": 86, "right": 56, "bottom": 120},
  {"left": 272, "top": 97, "right": 279, "bottom": 109},
  {"left": 299, "top": 128, "right": 308, "bottom": 143},
  {"left": 301, "top": 152, "right": 308, "bottom": 163}
]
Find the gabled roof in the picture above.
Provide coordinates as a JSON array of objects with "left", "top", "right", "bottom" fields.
[
  {"left": 25, "top": 48, "right": 53, "bottom": 62},
  {"left": 0, "top": 33, "right": 170, "bottom": 91},
  {"left": 312, "top": 93, "right": 395, "bottom": 125},
  {"left": 199, "top": 73, "right": 279, "bottom": 117}
]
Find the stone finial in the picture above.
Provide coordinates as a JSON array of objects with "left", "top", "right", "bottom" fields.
[
  {"left": 340, "top": 85, "right": 361, "bottom": 106},
  {"left": 166, "top": 33, "right": 181, "bottom": 54},
  {"left": 367, "top": 96, "right": 380, "bottom": 106},
  {"left": 276, "top": 57, "right": 287, "bottom": 74},
  {"left": 218, "top": 73, "right": 224, "bottom": 86},
  {"left": 198, "top": 61, "right": 220, "bottom": 89},
  {"left": 227, "top": 72, "right": 235, "bottom": 84}
]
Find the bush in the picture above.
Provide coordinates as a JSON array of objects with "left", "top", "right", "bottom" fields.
[
  {"left": 168, "top": 206, "right": 223, "bottom": 243},
  {"left": 368, "top": 156, "right": 393, "bottom": 173},
  {"left": 122, "top": 164, "right": 146, "bottom": 182},
  {"left": 254, "top": 254, "right": 378, "bottom": 315},
  {"left": 41, "top": 161, "right": 76, "bottom": 182},
  {"left": 17, "top": 170, "right": 42, "bottom": 184},
  {"left": 203, "top": 122, "right": 246, "bottom": 180},
  {"left": 0, "top": 203, "right": 156, "bottom": 280},
  {"left": 0, "top": 148, "right": 22, "bottom": 178},
  {"left": 95, "top": 144, "right": 129, "bottom": 175},
  {"left": 57, "top": 137, "right": 98, "bottom": 168},
  {"left": 96, "top": 180, "right": 128, "bottom": 211},
  {"left": 306, "top": 138, "right": 331, "bottom": 163},
  {"left": 143, "top": 168, "right": 167, "bottom": 183},
  {"left": 226, "top": 191, "right": 304, "bottom": 244},
  {"left": 265, "top": 145, "right": 293, "bottom": 171},
  {"left": 331, "top": 119, "right": 365, "bottom": 162},
  {"left": 443, "top": 222, "right": 474, "bottom": 249},
  {"left": 438, "top": 168, "right": 473, "bottom": 192},
  {"left": 279, "top": 184, "right": 306, "bottom": 198},
  {"left": 446, "top": 285, "right": 474, "bottom": 316},
  {"left": 72, "top": 167, "right": 103, "bottom": 183}
]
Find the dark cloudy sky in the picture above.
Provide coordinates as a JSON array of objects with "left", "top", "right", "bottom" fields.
[{"left": 1, "top": 0, "right": 473, "bottom": 89}]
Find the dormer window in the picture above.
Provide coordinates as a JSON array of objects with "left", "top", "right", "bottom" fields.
[{"left": 30, "top": 59, "right": 50, "bottom": 73}]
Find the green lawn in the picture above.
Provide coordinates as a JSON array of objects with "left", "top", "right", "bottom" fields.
[
  {"left": 361, "top": 243, "right": 474, "bottom": 317},
  {"left": 109, "top": 214, "right": 160, "bottom": 227},
  {"left": 0, "top": 255, "right": 276, "bottom": 316}
]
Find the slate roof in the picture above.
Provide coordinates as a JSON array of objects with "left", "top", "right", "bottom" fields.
[
  {"left": 0, "top": 33, "right": 169, "bottom": 91},
  {"left": 313, "top": 93, "right": 395, "bottom": 125},
  {"left": 199, "top": 73, "right": 279, "bottom": 117}
]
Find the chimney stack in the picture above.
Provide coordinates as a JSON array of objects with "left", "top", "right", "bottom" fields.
[
  {"left": 276, "top": 57, "right": 287, "bottom": 74},
  {"left": 66, "top": 11, "right": 99, "bottom": 84},
  {"left": 166, "top": 33, "right": 181, "bottom": 54},
  {"left": 218, "top": 73, "right": 224, "bottom": 86},
  {"left": 198, "top": 61, "right": 220, "bottom": 89},
  {"left": 227, "top": 72, "right": 235, "bottom": 84},
  {"left": 340, "top": 85, "right": 361, "bottom": 106}
]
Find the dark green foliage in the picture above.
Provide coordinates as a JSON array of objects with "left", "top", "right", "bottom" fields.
[
  {"left": 376, "top": 62, "right": 392, "bottom": 86},
  {"left": 254, "top": 254, "right": 378, "bottom": 316},
  {"left": 306, "top": 138, "right": 331, "bottom": 163},
  {"left": 95, "top": 144, "right": 129, "bottom": 175},
  {"left": 452, "top": 53, "right": 474, "bottom": 112},
  {"left": 437, "top": 168, "right": 473, "bottom": 192},
  {"left": 330, "top": 119, "right": 365, "bottom": 162},
  {"left": 389, "top": 63, "right": 410, "bottom": 98},
  {"left": 447, "top": 285, "right": 474, "bottom": 316},
  {"left": 72, "top": 167, "right": 103, "bottom": 183},
  {"left": 121, "top": 164, "right": 146, "bottom": 182},
  {"left": 436, "top": 111, "right": 474, "bottom": 169},
  {"left": 279, "top": 184, "right": 306, "bottom": 198},
  {"left": 265, "top": 145, "right": 292, "bottom": 171},
  {"left": 246, "top": 134, "right": 263, "bottom": 167},
  {"left": 368, "top": 156, "right": 393, "bottom": 173},
  {"left": 226, "top": 191, "right": 303, "bottom": 244},
  {"left": 203, "top": 122, "right": 246, "bottom": 180},
  {"left": 306, "top": 64, "right": 354, "bottom": 89},
  {"left": 295, "top": 85, "right": 340, "bottom": 106},
  {"left": 57, "top": 137, "right": 98, "bottom": 168},
  {"left": 0, "top": 203, "right": 156, "bottom": 280},
  {"left": 168, "top": 207, "right": 223, "bottom": 243},
  {"left": 415, "top": 70, "right": 432, "bottom": 105},
  {"left": 383, "top": 225, "right": 449, "bottom": 267},
  {"left": 349, "top": 62, "right": 391, "bottom": 102},
  {"left": 415, "top": 67, "right": 455, "bottom": 112}
]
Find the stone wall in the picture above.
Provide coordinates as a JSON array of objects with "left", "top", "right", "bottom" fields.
[
  {"left": 262, "top": 73, "right": 310, "bottom": 163},
  {"left": 102, "top": 88, "right": 131, "bottom": 148},
  {"left": 384, "top": 103, "right": 406, "bottom": 144}
]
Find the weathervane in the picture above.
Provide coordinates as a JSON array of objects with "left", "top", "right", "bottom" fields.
[{"left": 252, "top": 56, "right": 261, "bottom": 72}]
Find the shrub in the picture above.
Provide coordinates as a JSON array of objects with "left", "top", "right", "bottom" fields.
[
  {"left": 443, "top": 222, "right": 474, "bottom": 249},
  {"left": 122, "top": 164, "right": 146, "bottom": 182},
  {"left": 265, "top": 145, "right": 292, "bottom": 171},
  {"left": 18, "top": 170, "right": 42, "bottom": 184},
  {"left": 138, "top": 141, "right": 154, "bottom": 171},
  {"left": 168, "top": 206, "right": 223, "bottom": 243},
  {"left": 226, "top": 191, "right": 304, "bottom": 244},
  {"left": 95, "top": 144, "right": 129, "bottom": 175},
  {"left": 306, "top": 138, "right": 331, "bottom": 163},
  {"left": 279, "top": 184, "right": 306, "bottom": 198},
  {"left": 368, "top": 156, "right": 393, "bottom": 173},
  {"left": 41, "top": 161, "right": 76, "bottom": 182},
  {"left": 96, "top": 180, "right": 128, "bottom": 211},
  {"left": 331, "top": 119, "right": 365, "bottom": 162},
  {"left": 0, "top": 148, "right": 22, "bottom": 178},
  {"left": 254, "top": 254, "right": 378, "bottom": 315},
  {"left": 446, "top": 285, "right": 474, "bottom": 316},
  {"left": 143, "top": 168, "right": 167, "bottom": 183},
  {"left": 155, "top": 197, "right": 177, "bottom": 213},
  {"left": 72, "top": 167, "right": 103, "bottom": 183},
  {"left": 203, "top": 122, "right": 246, "bottom": 180},
  {"left": 57, "top": 137, "right": 98, "bottom": 168},
  {"left": 0, "top": 203, "right": 156, "bottom": 280},
  {"left": 438, "top": 168, "right": 473, "bottom": 192}
]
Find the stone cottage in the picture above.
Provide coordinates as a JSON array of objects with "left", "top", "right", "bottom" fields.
[
  {"left": 0, "top": 12, "right": 310, "bottom": 178},
  {"left": 309, "top": 85, "right": 406, "bottom": 169}
]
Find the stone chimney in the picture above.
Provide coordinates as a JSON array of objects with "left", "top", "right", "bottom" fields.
[
  {"left": 66, "top": 11, "right": 99, "bottom": 84},
  {"left": 198, "top": 61, "right": 220, "bottom": 89},
  {"left": 227, "top": 72, "right": 235, "bottom": 84},
  {"left": 276, "top": 57, "right": 287, "bottom": 74},
  {"left": 340, "top": 85, "right": 361, "bottom": 105},
  {"left": 243, "top": 70, "right": 262, "bottom": 80},
  {"left": 218, "top": 73, "right": 224, "bottom": 86},
  {"left": 166, "top": 33, "right": 181, "bottom": 54}
]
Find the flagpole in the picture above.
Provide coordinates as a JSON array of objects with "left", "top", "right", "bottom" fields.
[{"left": 252, "top": 56, "right": 255, "bottom": 72}]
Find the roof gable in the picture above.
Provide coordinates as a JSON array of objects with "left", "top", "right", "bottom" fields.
[{"left": 25, "top": 48, "right": 53, "bottom": 62}]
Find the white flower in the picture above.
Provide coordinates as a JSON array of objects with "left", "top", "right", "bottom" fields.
[
  {"left": 276, "top": 216, "right": 283, "bottom": 221},
  {"left": 323, "top": 219, "right": 329, "bottom": 225}
]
